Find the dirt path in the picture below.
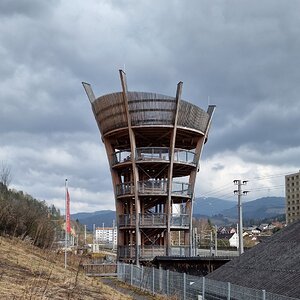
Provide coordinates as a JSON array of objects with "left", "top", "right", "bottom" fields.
[{"left": 99, "top": 277, "right": 159, "bottom": 300}]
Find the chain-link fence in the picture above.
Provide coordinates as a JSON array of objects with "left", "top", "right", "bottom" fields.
[{"left": 117, "top": 263, "right": 299, "bottom": 300}]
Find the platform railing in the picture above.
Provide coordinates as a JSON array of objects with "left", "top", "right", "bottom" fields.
[
  {"left": 118, "top": 245, "right": 192, "bottom": 260},
  {"left": 173, "top": 148, "right": 196, "bottom": 165},
  {"left": 116, "top": 182, "right": 134, "bottom": 196},
  {"left": 140, "top": 245, "right": 166, "bottom": 259},
  {"left": 170, "top": 214, "right": 190, "bottom": 228},
  {"left": 112, "top": 147, "right": 196, "bottom": 166},
  {"left": 117, "top": 181, "right": 192, "bottom": 197},
  {"left": 171, "top": 182, "right": 192, "bottom": 197},
  {"left": 138, "top": 180, "right": 168, "bottom": 194},
  {"left": 139, "top": 213, "right": 167, "bottom": 227},
  {"left": 119, "top": 214, "right": 136, "bottom": 227},
  {"left": 118, "top": 246, "right": 136, "bottom": 259},
  {"left": 112, "top": 149, "right": 131, "bottom": 165},
  {"left": 136, "top": 147, "right": 170, "bottom": 161}
]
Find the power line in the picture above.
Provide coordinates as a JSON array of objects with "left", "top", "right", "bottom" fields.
[
  {"left": 200, "top": 170, "right": 295, "bottom": 198},
  {"left": 200, "top": 183, "right": 233, "bottom": 198},
  {"left": 249, "top": 171, "right": 296, "bottom": 181}
]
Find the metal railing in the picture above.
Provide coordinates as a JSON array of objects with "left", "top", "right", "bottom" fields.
[
  {"left": 116, "top": 182, "right": 134, "bottom": 196},
  {"left": 119, "top": 213, "right": 189, "bottom": 229},
  {"left": 138, "top": 180, "right": 168, "bottom": 195},
  {"left": 116, "top": 181, "right": 192, "bottom": 197},
  {"left": 136, "top": 147, "right": 170, "bottom": 161},
  {"left": 118, "top": 246, "right": 193, "bottom": 260},
  {"left": 172, "top": 182, "right": 192, "bottom": 197},
  {"left": 118, "top": 246, "right": 136, "bottom": 259},
  {"left": 170, "top": 214, "right": 190, "bottom": 228},
  {"left": 112, "top": 147, "right": 196, "bottom": 166},
  {"left": 139, "top": 213, "right": 167, "bottom": 227},
  {"left": 119, "top": 214, "right": 167, "bottom": 228},
  {"left": 169, "top": 246, "right": 190, "bottom": 256},
  {"left": 119, "top": 214, "right": 136, "bottom": 227},
  {"left": 174, "top": 148, "right": 196, "bottom": 165},
  {"left": 117, "top": 263, "right": 299, "bottom": 300},
  {"left": 140, "top": 245, "right": 166, "bottom": 259},
  {"left": 112, "top": 150, "right": 131, "bottom": 165}
]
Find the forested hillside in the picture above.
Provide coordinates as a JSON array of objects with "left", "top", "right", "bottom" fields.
[{"left": 0, "top": 182, "right": 62, "bottom": 248}]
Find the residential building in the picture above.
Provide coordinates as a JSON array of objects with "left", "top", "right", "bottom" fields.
[
  {"left": 217, "top": 233, "right": 239, "bottom": 248},
  {"left": 95, "top": 227, "right": 117, "bottom": 245},
  {"left": 285, "top": 171, "right": 300, "bottom": 224}
]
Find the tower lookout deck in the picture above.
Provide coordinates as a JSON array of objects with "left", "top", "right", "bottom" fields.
[{"left": 83, "top": 71, "right": 215, "bottom": 264}]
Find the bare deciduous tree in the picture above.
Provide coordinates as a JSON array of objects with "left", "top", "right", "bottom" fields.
[{"left": 0, "top": 161, "right": 12, "bottom": 187}]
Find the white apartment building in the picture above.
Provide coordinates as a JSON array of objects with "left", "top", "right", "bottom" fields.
[{"left": 95, "top": 227, "right": 117, "bottom": 245}]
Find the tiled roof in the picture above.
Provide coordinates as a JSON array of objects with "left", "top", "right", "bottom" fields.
[{"left": 207, "top": 219, "right": 300, "bottom": 298}]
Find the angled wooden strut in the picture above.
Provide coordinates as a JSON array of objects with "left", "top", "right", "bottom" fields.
[{"left": 119, "top": 70, "right": 141, "bottom": 265}]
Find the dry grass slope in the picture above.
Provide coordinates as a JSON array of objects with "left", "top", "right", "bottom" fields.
[{"left": 0, "top": 236, "right": 132, "bottom": 299}]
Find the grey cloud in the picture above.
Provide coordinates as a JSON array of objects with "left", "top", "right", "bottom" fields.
[
  {"left": 0, "top": 0, "right": 57, "bottom": 17},
  {"left": 1, "top": 0, "right": 300, "bottom": 211}
]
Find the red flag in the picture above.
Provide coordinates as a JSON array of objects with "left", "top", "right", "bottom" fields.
[{"left": 66, "top": 188, "right": 71, "bottom": 233}]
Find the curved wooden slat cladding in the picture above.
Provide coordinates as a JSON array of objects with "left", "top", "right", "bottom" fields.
[
  {"left": 83, "top": 72, "right": 215, "bottom": 265},
  {"left": 92, "top": 91, "right": 210, "bottom": 136}
]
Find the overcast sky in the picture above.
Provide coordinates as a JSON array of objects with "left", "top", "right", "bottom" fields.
[{"left": 1, "top": 0, "right": 299, "bottom": 214}]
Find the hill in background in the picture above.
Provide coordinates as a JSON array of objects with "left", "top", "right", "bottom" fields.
[
  {"left": 193, "top": 197, "right": 235, "bottom": 216},
  {"left": 220, "top": 196, "right": 285, "bottom": 219},
  {"left": 71, "top": 210, "right": 116, "bottom": 230},
  {"left": 73, "top": 196, "right": 285, "bottom": 229}
]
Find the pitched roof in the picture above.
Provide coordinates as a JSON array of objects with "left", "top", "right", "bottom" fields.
[{"left": 207, "top": 219, "right": 300, "bottom": 298}]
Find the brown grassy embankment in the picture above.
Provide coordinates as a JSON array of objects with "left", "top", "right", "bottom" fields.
[{"left": 0, "top": 236, "right": 131, "bottom": 299}]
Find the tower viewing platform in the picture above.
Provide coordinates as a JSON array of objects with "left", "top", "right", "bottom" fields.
[{"left": 83, "top": 71, "right": 215, "bottom": 264}]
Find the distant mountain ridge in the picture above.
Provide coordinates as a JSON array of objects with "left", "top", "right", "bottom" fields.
[
  {"left": 71, "top": 210, "right": 116, "bottom": 230},
  {"left": 220, "top": 196, "right": 285, "bottom": 219},
  {"left": 72, "top": 196, "right": 285, "bottom": 229},
  {"left": 193, "top": 197, "right": 235, "bottom": 216}
]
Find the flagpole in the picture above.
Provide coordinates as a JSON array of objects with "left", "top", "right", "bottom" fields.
[{"left": 65, "top": 178, "right": 68, "bottom": 269}]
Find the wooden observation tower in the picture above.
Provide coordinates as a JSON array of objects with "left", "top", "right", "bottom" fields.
[{"left": 83, "top": 71, "right": 215, "bottom": 264}]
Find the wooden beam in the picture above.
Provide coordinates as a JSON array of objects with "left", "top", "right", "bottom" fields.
[
  {"left": 119, "top": 70, "right": 141, "bottom": 265},
  {"left": 166, "top": 81, "right": 183, "bottom": 255}
]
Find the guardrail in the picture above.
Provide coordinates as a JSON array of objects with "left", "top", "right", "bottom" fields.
[
  {"left": 116, "top": 181, "right": 192, "bottom": 197},
  {"left": 139, "top": 213, "right": 166, "bottom": 227},
  {"left": 112, "top": 147, "right": 196, "bottom": 166},
  {"left": 119, "top": 214, "right": 136, "bottom": 227}
]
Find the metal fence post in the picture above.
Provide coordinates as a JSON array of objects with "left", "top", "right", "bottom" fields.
[
  {"left": 117, "top": 262, "right": 120, "bottom": 279},
  {"left": 183, "top": 273, "right": 186, "bottom": 300},
  {"left": 152, "top": 267, "right": 155, "bottom": 295},
  {"left": 202, "top": 277, "right": 205, "bottom": 299},
  {"left": 167, "top": 269, "right": 170, "bottom": 295},
  {"left": 141, "top": 265, "right": 144, "bottom": 289},
  {"left": 262, "top": 289, "right": 266, "bottom": 300},
  {"left": 130, "top": 263, "right": 133, "bottom": 286},
  {"left": 227, "top": 282, "right": 231, "bottom": 300}
]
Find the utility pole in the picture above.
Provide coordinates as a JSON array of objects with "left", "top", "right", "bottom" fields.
[
  {"left": 93, "top": 223, "right": 95, "bottom": 252},
  {"left": 214, "top": 225, "right": 218, "bottom": 256},
  {"left": 234, "top": 180, "right": 249, "bottom": 255}
]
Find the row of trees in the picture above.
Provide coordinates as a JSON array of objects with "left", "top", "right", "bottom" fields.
[{"left": 0, "top": 182, "right": 63, "bottom": 248}]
